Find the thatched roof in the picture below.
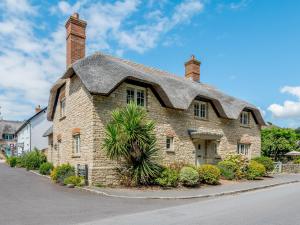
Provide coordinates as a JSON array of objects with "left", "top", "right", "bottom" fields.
[
  {"left": 0, "top": 120, "right": 22, "bottom": 140},
  {"left": 47, "top": 52, "right": 265, "bottom": 125}
]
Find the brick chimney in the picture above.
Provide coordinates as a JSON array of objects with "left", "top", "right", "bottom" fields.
[
  {"left": 35, "top": 105, "right": 41, "bottom": 113},
  {"left": 185, "top": 55, "right": 201, "bottom": 82},
  {"left": 65, "top": 13, "right": 87, "bottom": 68}
]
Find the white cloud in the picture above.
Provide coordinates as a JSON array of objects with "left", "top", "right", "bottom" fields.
[
  {"left": 281, "top": 86, "right": 300, "bottom": 99},
  {"left": 0, "top": 0, "right": 205, "bottom": 120},
  {"left": 268, "top": 86, "right": 300, "bottom": 119}
]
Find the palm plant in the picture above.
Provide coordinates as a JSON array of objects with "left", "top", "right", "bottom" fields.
[{"left": 103, "top": 102, "right": 162, "bottom": 185}]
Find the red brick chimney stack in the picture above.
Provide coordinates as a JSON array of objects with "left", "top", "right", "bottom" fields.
[
  {"left": 65, "top": 13, "right": 87, "bottom": 68},
  {"left": 185, "top": 55, "right": 201, "bottom": 82}
]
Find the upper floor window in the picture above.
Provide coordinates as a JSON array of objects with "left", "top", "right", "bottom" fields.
[
  {"left": 240, "top": 111, "right": 250, "bottom": 126},
  {"left": 237, "top": 143, "right": 250, "bottom": 156},
  {"left": 2, "top": 134, "right": 14, "bottom": 140},
  {"left": 60, "top": 97, "right": 66, "bottom": 118},
  {"left": 194, "top": 101, "right": 208, "bottom": 119},
  {"left": 126, "top": 86, "right": 146, "bottom": 107},
  {"left": 73, "top": 135, "right": 81, "bottom": 154}
]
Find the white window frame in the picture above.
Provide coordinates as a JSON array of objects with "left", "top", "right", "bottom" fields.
[
  {"left": 126, "top": 85, "right": 146, "bottom": 107},
  {"left": 237, "top": 143, "right": 250, "bottom": 156},
  {"left": 166, "top": 136, "right": 174, "bottom": 152},
  {"left": 73, "top": 135, "right": 81, "bottom": 154},
  {"left": 194, "top": 101, "right": 208, "bottom": 119},
  {"left": 60, "top": 97, "right": 66, "bottom": 118},
  {"left": 240, "top": 111, "right": 250, "bottom": 126}
]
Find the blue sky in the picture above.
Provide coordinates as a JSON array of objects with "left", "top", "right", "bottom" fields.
[{"left": 0, "top": 0, "right": 299, "bottom": 127}]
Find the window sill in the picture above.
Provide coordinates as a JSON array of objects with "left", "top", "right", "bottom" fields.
[
  {"left": 165, "top": 150, "right": 175, "bottom": 154},
  {"left": 59, "top": 116, "right": 66, "bottom": 121},
  {"left": 194, "top": 116, "right": 208, "bottom": 121},
  {"left": 240, "top": 124, "right": 251, "bottom": 128},
  {"left": 71, "top": 154, "right": 81, "bottom": 158}
]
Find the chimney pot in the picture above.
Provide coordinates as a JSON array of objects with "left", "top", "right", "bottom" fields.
[
  {"left": 185, "top": 55, "right": 201, "bottom": 82},
  {"left": 65, "top": 13, "right": 87, "bottom": 68},
  {"left": 35, "top": 105, "right": 41, "bottom": 113}
]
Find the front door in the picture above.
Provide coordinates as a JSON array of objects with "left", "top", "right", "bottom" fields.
[{"left": 195, "top": 140, "right": 206, "bottom": 166}]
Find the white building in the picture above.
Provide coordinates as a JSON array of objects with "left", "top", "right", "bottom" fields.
[{"left": 16, "top": 106, "right": 52, "bottom": 155}]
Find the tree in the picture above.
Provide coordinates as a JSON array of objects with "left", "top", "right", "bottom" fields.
[
  {"left": 103, "top": 103, "right": 161, "bottom": 185},
  {"left": 295, "top": 127, "right": 300, "bottom": 136},
  {"left": 261, "top": 127, "right": 299, "bottom": 161}
]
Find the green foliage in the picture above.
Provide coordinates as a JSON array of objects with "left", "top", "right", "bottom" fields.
[
  {"left": 155, "top": 168, "right": 179, "bottom": 188},
  {"left": 22, "top": 149, "right": 47, "bottom": 170},
  {"left": 218, "top": 160, "right": 236, "bottom": 180},
  {"left": 246, "top": 160, "right": 266, "bottom": 180},
  {"left": 39, "top": 162, "right": 54, "bottom": 175},
  {"left": 51, "top": 164, "right": 75, "bottom": 184},
  {"left": 293, "top": 157, "right": 300, "bottom": 164},
  {"left": 179, "top": 166, "right": 199, "bottom": 187},
  {"left": 103, "top": 103, "right": 161, "bottom": 185},
  {"left": 63, "top": 176, "right": 84, "bottom": 186},
  {"left": 223, "top": 154, "right": 248, "bottom": 179},
  {"left": 7, "top": 157, "right": 17, "bottom": 167},
  {"left": 252, "top": 156, "right": 274, "bottom": 172},
  {"left": 197, "top": 164, "right": 221, "bottom": 185},
  {"left": 15, "top": 155, "right": 25, "bottom": 167},
  {"left": 262, "top": 127, "right": 299, "bottom": 160}
]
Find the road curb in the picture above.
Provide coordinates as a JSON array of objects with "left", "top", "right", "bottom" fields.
[{"left": 78, "top": 180, "right": 299, "bottom": 200}]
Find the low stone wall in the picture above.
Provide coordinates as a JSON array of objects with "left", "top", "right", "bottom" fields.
[{"left": 282, "top": 164, "right": 300, "bottom": 173}]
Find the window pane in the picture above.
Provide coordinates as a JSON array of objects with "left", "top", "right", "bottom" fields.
[
  {"left": 137, "top": 90, "right": 145, "bottom": 106},
  {"left": 194, "top": 103, "right": 200, "bottom": 117},
  {"left": 200, "top": 103, "right": 206, "bottom": 118},
  {"left": 126, "top": 89, "right": 135, "bottom": 104}
]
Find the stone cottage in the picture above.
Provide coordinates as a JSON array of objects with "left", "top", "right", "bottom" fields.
[{"left": 45, "top": 13, "right": 265, "bottom": 185}]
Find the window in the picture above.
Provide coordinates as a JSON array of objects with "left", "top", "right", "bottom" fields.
[
  {"left": 73, "top": 135, "right": 80, "bottom": 154},
  {"left": 126, "top": 86, "right": 146, "bottom": 107},
  {"left": 60, "top": 97, "right": 66, "bottom": 118},
  {"left": 194, "top": 101, "right": 207, "bottom": 119},
  {"left": 166, "top": 137, "right": 174, "bottom": 151},
  {"left": 240, "top": 111, "right": 250, "bottom": 126},
  {"left": 3, "top": 134, "right": 14, "bottom": 140},
  {"left": 237, "top": 144, "right": 250, "bottom": 156}
]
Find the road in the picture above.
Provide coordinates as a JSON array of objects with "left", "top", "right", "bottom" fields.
[{"left": 1, "top": 162, "right": 300, "bottom": 225}]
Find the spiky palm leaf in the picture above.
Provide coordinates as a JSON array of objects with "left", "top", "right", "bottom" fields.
[{"left": 103, "top": 102, "right": 162, "bottom": 185}]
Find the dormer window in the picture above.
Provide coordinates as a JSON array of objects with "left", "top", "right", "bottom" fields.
[
  {"left": 240, "top": 111, "right": 250, "bottom": 126},
  {"left": 126, "top": 86, "right": 146, "bottom": 107},
  {"left": 194, "top": 101, "right": 208, "bottom": 119}
]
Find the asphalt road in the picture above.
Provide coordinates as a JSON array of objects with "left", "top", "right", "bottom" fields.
[
  {"left": 1, "top": 162, "right": 300, "bottom": 225},
  {"left": 0, "top": 162, "right": 194, "bottom": 225}
]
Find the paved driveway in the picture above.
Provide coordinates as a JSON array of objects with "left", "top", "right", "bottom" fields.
[{"left": 0, "top": 163, "right": 194, "bottom": 225}]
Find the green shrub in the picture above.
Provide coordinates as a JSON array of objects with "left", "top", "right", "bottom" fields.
[
  {"left": 294, "top": 158, "right": 300, "bottom": 164},
  {"left": 179, "top": 166, "right": 199, "bottom": 187},
  {"left": 39, "top": 162, "right": 54, "bottom": 175},
  {"left": 51, "top": 164, "right": 75, "bottom": 184},
  {"left": 23, "top": 150, "right": 47, "bottom": 170},
  {"left": 63, "top": 176, "right": 85, "bottom": 186},
  {"left": 7, "top": 157, "right": 17, "bottom": 167},
  {"left": 50, "top": 167, "right": 58, "bottom": 181},
  {"left": 155, "top": 168, "right": 179, "bottom": 188},
  {"left": 218, "top": 160, "right": 236, "bottom": 180},
  {"left": 252, "top": 156, "right": 274, "bottom": 172},
  {"left": 198, "top": 164, "right": 220, "bottom": 185},
  {"left": 246, "top": 160, "right": 266, "bottom": 180},
  {"left": 224, "top": 154, "right": 248, "bottom": 179},
  {"left": 15, "top": 156, "right": 25, "bottom": 167}
]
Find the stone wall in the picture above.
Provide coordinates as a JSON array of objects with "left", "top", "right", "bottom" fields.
[{"left": 282, "top": 164, "right": 300, "bottom": 173}]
